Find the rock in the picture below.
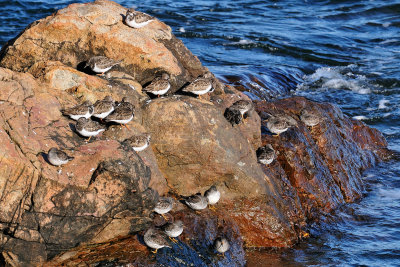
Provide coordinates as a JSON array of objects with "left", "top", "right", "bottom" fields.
[{"left": 0, "top": 0, "right": 206, "bottom": 93}]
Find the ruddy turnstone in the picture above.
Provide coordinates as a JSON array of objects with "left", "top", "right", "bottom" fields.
[
  {"left": 104, "top": 104, "right": 134, "bottom": 129},
  {"left": 300, "top": 109, "right": 320, "bottom": 127},
  {"left": 124, "top": 133, "right": 150, "bottom": 152},
  {"left": 85, "top": 56, "right": 121, "bottom": 75},
  {"left": 92, "top": 96, "right": 115, "bottom": 120},
  {"left": 125, "top": 8, "right": 155, "bottom": 29},
  {"left": 214, "top": 237, "right": 230, "bottom": 254},
  {"left": 256, "top": 144, "right": 275, "bottom": 165},
  {"left": 116, "top": 97, "right": 135, "bottom": 110},
  {"left": 154, "top": 197, "right": 174, "bottom": 219},
  {"left": 143, "top": 228, "right": 171, "bottom": 253},
  {"left": 230, "top": 100, "right": 253, "bottom": 120},
  {"left": 61, "top": 100, "right": 94, "bottom": 121},
  {"left": 184, "top": 193, "right": 208, "bottom": 211},
  {"left": 143, "top": 73, "right": 171, "bottom": 97},
  {"left": 47, "top": 147, "right": 74, "bottom": 167},
  {"left": 204, "top": 185, "right": 220, "bottom": 211},
  {"left": 163, "top": 220, "right": 183, "bottom": 243},
  {"left": 182, "top": 72, "right": 214, "bottom": 98},
  {"left": 75, "top": 118, "right": 106, "bottom": 141}
]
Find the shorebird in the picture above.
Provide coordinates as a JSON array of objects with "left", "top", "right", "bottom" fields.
[
  {"left": 183, "top": 193, "right": 208, "bottom": 211},
  {"left": 154, "top": 197, "right": 174, "bottom": 220},
  {"left": 300, "top": 109, "right": 320, "bottom": 128},
  {"left": 214, "top": 237, "right": 230, "bottom": 255},
  {"left": 47, "top": 147, "right": 74, "bottom": 168},
  {"left": 204, "top": 185, "right": 220, "bottom": 211},
  {"left": 256, "top": 144, "right": 275, "bottom": 165},
  {"left": 163, "top": 220, "right": 184, "bottom": 243},
  {"left": 104, "top": 102, "right": 134, "bottom": 130},
  {"left": 61, "top": 100, "right": 93, "bottom": 121},
  {"left": 124, "top": 133, "right": 150, "bottom": 152},
  {"left": 125, "top": 8, "right": 155, "bottom": 29},
  {"left": 264, "top": 114, "right": 295, "bottom": 136},
  {"left": 85, "top": 56, "right": 121, "bottom": 75},
  {"left": 143, "top": 228, "right": 171, "bottom": 253},
  {"left": 92, "top": 96, "right": 115, "bottom": 121},
  {"left": 229, "top": 100, "right": 253, "bottom": 121},
  {"left": 75, "top": 118, "right": 106, "bottom": 142},
  {"left": 182, "top": 72, "right": 214, "bottom": 99},
  {"left": 142, "top": 73, "right": 171, "bottom": 97}
]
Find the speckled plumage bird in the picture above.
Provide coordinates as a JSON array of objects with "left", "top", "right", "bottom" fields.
[
  {"left": 154, "top": 197, "right": 174, "bottom": 219},
  {"left": 184, "top": 193, "right": 208, "bottom": 210},
  {"left": 183, "top": 72, "right": 213, "bottom": 98},
  {"left": 92, "top": 96, "right": 115, "bottom": 120},
  {"left": 229, "top": 99, "right": 253, "bottom": 120},
  {"left": 256, "top": 144, "right": 275, "bottom": 165},
  {"left": 204, "top": 185, "right": 220, "bottom": 205},
  {"left": 61, "top": 100, "right": 94, "bottom": 121},
  {"left": 143, "top": 73, "right": 171, "bottom": 97},
  {"left": 163, "top": 220, "right": 183, "bottom": 243},
  {"left": 47, "top": 147, "right": 74, "bottom": 167},
  {"left": 265, "top": 115, "right": 294, "bottom": 136},
  {"left": 124, "top": 134, "right": 150, "bottom": 152},
  {"left": 125, "top": 8, "right": 155, "bottom": 29},
  {"left": 85, "top": 56, "right": 121, "bottom": 75},
  {"left": 104, "top": 100, "right": 134, "bottom": 129},
  {"left": 75, "top": 117, "right": 106, "bottom": 141},
  {"left": 300, "top": 109, "right": 320, "bottom": 127},
  {"left": 214, "top": 237, "right": 230, "bottom": 254},
  {"left": 143, "top": 228, "right": 171, "bottom": 253}
]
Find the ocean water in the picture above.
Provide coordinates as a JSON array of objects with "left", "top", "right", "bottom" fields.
[{"left": 1, "top": 0, "right": 399, "bottom": 266}]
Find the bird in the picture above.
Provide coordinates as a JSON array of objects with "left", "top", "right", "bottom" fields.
[
  {"left": 182, "top": 72, "right": 214, "bottom": 98},
  {"left": 214, "top": 237, "right": 230, "bottom": 255},
  {"left": 92, "top": 96, "right": 115, "bottom": 121},
  {"left": 229, "top": 100, "right": 253, "bottom": 120},
  {"left": 104, "top": 103, "right": 134, "bottom": 130},
  {"left": 143, "top": 228, "right": 171, "bottom": 253},
  {"left": 61, "top": 100, "right": 94, "bottom": 121},
  {"left": 256, "top": 144, "right": 275, "bottom": 165},
  {"left": 264, "top": 114, "right": 294, "bottom": 136},
  {"left": 75, "top": 118, "right": 106, "bottom": 142},
  {"left": 124, "top": 134, "right": 150, "bottom": 152},
  {"left": 125, "top": 8, "right": 155, "bottom": 29},
  {"left": 85, "top": 56, "right": 121, "bottom": 75},
  {"left": 116, "top": 97, "right": 134, "bottom": 110},
  {"left": 47, "top": 148, "right": 74, "bottom": 167},
  {"left": 204, "top": 185, "right": 220, "bottom": 211},
  {"left": 142, "top": 73, "right": 171, "bottom": 97},
  {"left": 183, "top": 193, "right": 208, "bottom": 211},
  {"left": 300, "top": 109, "right": 320, "bottom": 128},
  {"left": 163, "top": 220, "right": 184, "bottom": 243},
  {"left": 154, "top": 197, "right": 174, "bottom": 220}
]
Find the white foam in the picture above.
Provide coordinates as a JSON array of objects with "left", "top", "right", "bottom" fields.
[
  {"left": 179, "top": 27, "right": 185, "bottom": 33},
  {"left": 353, "top": 115, "right": 368, "bottom": 120},
  {"left": 298, "top": 65, "right": 371, "bottom": 94},
  {"left": 378, "top": 99, "right": 389, "bottom": 109}
]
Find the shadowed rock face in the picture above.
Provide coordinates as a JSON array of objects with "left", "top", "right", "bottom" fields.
[{"left": 0, "top": 0, "right": 391, "bottom": 266}]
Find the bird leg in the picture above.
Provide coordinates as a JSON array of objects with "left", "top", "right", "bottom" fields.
[
  {"left": 151, "top": 249, "right": 158, "bottom": 254},
  {"left": 209, "top": 205, "right": 217, "bottom": 212},
  {"left": 85, "top": 136, "right": 92, "bottom": 142},
  {"left": 121, "top": 123, "right": 131, "bottom": 130},
  {"left": 169, "top": 237, "right": 178, "bottom": 243},
  {"left": 161, "top": 214, "right": 168, "bottom": 221}
]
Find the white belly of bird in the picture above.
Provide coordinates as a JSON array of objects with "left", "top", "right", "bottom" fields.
[
  {"left": 154, "top": 206, "right": 171, "bottom": 215},
  {"left": 259, "top": 158, "right": 274, "bottom": 165},
  {"left": 148, "top": 84, "right": 170, "bottom": 95},
  {"left": 207, "top": 191, "right": 221, "bottom": 205},
  {"left": 187, "top": 200, "right": 208, "bottom": 210},
  {"left": 92, "top": 64, "right": 112, "bottom": 74},
  {"left": 132, "top": 143, "right": 149, "bottom": 152},
  {"left": 49, "top": 157, "right": 68, "bottom": 166},
  {"left": 165, "top": 227, "right": 183, "bottom": 238},
  {"left": 69, "top": 111, "right": 92, "bottom": 121},
  {"left": 144, "top": 238, "right": 165, "bottom": 249},
  {"left": 93, "top": 107, "right": 114, "bottom": 119},
  {"left": 78, "top": 128, "right": 105, "bottom": 137},
  {"left": 191, "top": 84, "right": 212, "bottom": 95},
  {"left": 110, "top": 115, "right": 134, "bottom": 124},
  {"left": 126, "top": 19, "right": 153, "bottom": 28}
]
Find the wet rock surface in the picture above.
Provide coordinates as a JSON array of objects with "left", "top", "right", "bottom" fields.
[{"left": 0, "top": 1, "right": 391, "bottom": 266}]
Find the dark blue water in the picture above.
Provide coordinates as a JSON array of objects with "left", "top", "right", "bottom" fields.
[{"left": 1, "top": 0, "right": 399, "bottom": 266}]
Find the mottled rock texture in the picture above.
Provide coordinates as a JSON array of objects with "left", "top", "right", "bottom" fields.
[{"left": 0, "top": 0, "right": 390, "bottom": 266}]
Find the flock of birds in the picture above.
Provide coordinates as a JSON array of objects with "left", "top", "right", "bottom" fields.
[{"left": 44, "top": 7, "right": 323, "bottom": 259}]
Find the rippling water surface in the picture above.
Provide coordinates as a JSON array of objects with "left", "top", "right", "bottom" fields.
[{"left": 1, "top": 0, "right": 399, "bottom": 266}]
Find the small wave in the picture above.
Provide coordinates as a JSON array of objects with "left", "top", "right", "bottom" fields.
[{"left": 297, "top": 65, "right": 372, "bottom": 94}]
